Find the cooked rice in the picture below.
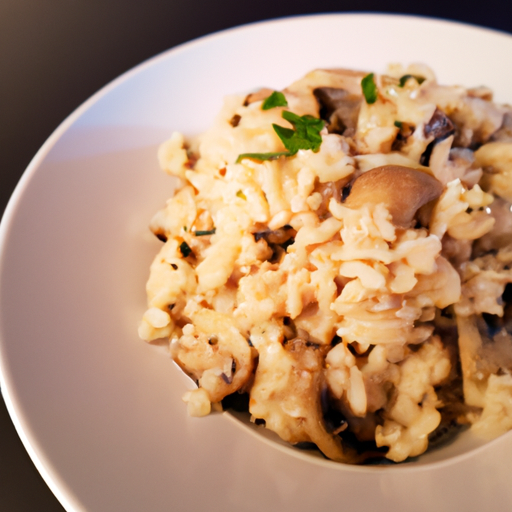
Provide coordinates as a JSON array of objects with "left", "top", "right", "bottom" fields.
[{"left": 139, "top": 64, "right": 512, "bottom": 463}]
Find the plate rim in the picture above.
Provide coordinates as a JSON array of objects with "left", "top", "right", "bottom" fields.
[{"left": 2, "top": 11, "right": 512, "bottom": 511}]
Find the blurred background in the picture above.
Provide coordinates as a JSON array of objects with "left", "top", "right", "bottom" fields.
[{"left": 1, "top": 1, "right": 511, "bottom": 510}]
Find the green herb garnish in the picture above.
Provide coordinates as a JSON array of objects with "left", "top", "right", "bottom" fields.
[
  {"left": 194, "top": 229, "right": 216, "bottom": 236},
  {"left": 273, "top": 110, "right": 324, "bottom": 154},
  {"left": 394, "top": 120, "right": 403, "bottom": 129},
  {"left": 236, "top": 190, "right": 247, "bottom": 200},
  {"left": 179, "top": 241, "right": 192, "bottom": 257},
  {"left": 236, "top": 111, "right": 325, "bottom": 163},
  {"left": 361, "top": 73, "right": 378, "bottom": 104},
  {"left": 398, "top": 74, "right": 426, "bottom": 87},
  {"left": 262, "top": 91, "right": 288, "bottom": 110},
  {"left": 236, "top": 151, "right": 291, "bottom": 163}
]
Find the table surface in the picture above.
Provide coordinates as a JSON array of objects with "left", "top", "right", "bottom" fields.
[{"left": 2, "top": 1, "right": 512, "bottom": 510}]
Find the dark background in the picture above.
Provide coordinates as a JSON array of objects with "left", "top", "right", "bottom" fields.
[{"left": 1, "top": 1, "right": 511, "bottom": 510}]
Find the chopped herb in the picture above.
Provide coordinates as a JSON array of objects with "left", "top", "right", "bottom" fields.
[
  {"left": 183, "top": 226, "right": 187, "bottom": 232},
  {"left": 194, "top": 229, "right": 216, "bottom": 236},
  {"left": 394, "top": 120, "right": 403, "bottom": 129},
  {"left": 398, "top": 74, "right": 426, "bottom": 87},
  {"left": 236, "top": 190, "right": 247, "bottom": 200},
  {"left": 361, "top": 73, "right": 378, "bottom": 104},
  {"left": 236, "top": 151, "right": 290, "bottom": 163},
  {"left": 236, "top": 111, "right": 324, "bottom": 163},
  {"left": 179, "top": 241, "right": 192, "bottom": 257},
  {"left": 262, "top": 91, "right": 288, "bottom": 110},
  {"left": 273, "top": 110, "right": 324, "bottom": 154}
]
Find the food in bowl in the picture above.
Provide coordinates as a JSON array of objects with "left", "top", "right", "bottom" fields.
[{"left": 139, "top": 63, "right": 512, "bottom": 463}]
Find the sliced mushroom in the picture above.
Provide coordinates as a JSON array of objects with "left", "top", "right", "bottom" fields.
[
  {"left": 253, "top": 226, "right": 296, "bottom": 245},
  {"left": 491, "top": 110, "right": 512, "bottom": 142},
  {"left": 424, "top": 107, "right": 455, "bottom": 140},
  {"left": 451, "top": 96, "right": 504, "bottom": 147},
  {"left": 283, "top": 68, "right": 368, "bottom": 117},
  {"left": 344, "top": 165, "right": 443, "bottom": 228},
  {"left": 420, "top": 108, "right": 456, "bottom": 166},
  {"left": 249, "top": 338, "right": 358, "bottom": 463},
  {"left": 252, "top": 226, "right": 296, "bottom": 263},
  {"left": 313, "top": 87, "right": 362, "bottom": 136},
  {"left": 456, "top": 313, "right": 512, "bottom": 408},
  {"left": 243, "top": 88, "right": 274, "bottom": 106},
  {"left": 172, "top": 309, "right": 255, "bottom": 403}
]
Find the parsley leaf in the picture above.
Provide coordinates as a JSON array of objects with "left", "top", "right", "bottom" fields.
[
  {"left": 262, "top": 91, "right": 288, "bottom": 110},
  {"left": 236, "top": 151, "right": 290, "bottom": 163},
  {"left": 273, "top": 111, "right": 324, "bottom": 153},
  {"left": 394, "top": 120, "right": 403, "bottom": 129},
  {"left": 194, "top": 229, "right": 216, "bottom": 236},
  {"left": 398, "top": 74, "right": 426, "bottom": 87},
  {"left": 236, "top": 111, "right": 325, "bottom": 163},
  {"left": 361, "top": 73, "right": 378, "bottom": 104}
]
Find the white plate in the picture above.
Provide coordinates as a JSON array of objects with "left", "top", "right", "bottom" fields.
[{"left": 2, "top": 13, "right": 512, "bottom": 512}]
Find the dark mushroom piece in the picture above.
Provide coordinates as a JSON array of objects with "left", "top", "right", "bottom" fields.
[
  {"left": 392, "top": 121, "right": 415, "bottom": 151},
  {"left": 253, "top": 226, "right": 296, "bottom": 263},
  {"left": 420, "top": 108, "right": 455, "bottom": 166},
  {"left": 424, "top": 107, "right": 455, "bottom": 140},
  {"left": 344, "top": 165, "right": 443, "bottom": 228},
  {"left": 313, "top": 87, "right": 362, "bottom": 137}
]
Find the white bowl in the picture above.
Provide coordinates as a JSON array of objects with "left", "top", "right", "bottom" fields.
[{"left": 2, "top": 13, "right": 512, "bottom": 512}]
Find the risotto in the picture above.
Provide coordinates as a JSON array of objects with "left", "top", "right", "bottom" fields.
[{"left": 139, "top": 64, "right": 512, "bottom": 463}]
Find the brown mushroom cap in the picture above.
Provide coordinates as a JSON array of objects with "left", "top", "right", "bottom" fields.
[
  {"left": 243, "top": 88, "right": 274, "bottom": 106},
  {"left": 344, "top": 165, "right": 444, "bottom": 228}
]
